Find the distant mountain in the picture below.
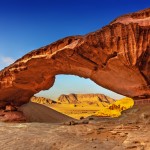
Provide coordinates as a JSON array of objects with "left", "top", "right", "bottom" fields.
[
  {"left": 31, "top": 96, "right": 57, "bottom": 105},
  {"left": 57, "top": 94, "right": 115, "bottom": 106},
  {"left": 31, "top": 94, "right": 115, "bottom": 107}
]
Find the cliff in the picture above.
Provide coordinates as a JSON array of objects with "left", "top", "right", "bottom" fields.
[
  {"left": 57, "top": 94, "right": 115, "bottom": 106},
  {"left": 31, "top": 96, "right": 56, "bottom": 105}
]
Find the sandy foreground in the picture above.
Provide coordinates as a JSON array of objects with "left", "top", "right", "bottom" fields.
[{"left": 0, "top": 104, "right": 150, "bottom": 150}]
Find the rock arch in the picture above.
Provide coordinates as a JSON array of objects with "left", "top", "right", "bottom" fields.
[{"left": 0, "top": 8, "right": 150, "bottom": 108}]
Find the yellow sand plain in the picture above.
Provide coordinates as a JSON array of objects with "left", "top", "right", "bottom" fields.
[
  {"left": 95, "top": 97, "right": 134, "bottom": 118},
  {"left": 47, "top": 97, "right": 134, "bottom": 120}
]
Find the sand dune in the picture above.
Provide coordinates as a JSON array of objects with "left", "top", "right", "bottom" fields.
[{"left": 18, "top": 102, "right": 74, "bottom": 123}]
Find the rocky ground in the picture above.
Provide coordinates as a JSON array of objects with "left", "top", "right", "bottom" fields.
[{"left": 0, "top": 104, "right": 150, "bottom": 150}]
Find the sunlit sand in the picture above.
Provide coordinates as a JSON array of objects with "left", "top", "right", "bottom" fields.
[{"left": 31, "top": 96, "right": 134, "bottom": 119}]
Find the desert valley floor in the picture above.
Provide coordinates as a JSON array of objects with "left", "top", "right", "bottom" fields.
[{"left": 0, "top": 103, "right": 150, "bottom": 150}]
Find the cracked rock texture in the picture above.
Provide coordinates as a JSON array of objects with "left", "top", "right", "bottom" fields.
[{"left": 0, "top": 8, "right": 150, "bottom": 108}]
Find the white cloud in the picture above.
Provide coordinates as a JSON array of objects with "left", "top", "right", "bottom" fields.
[
  {"left": 0, "top": 55, "right": 15, "bottom": 70},
  {"left": 1, "top": 56, "right": 15, "bottom": 65}
]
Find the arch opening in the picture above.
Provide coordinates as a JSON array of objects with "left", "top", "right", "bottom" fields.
[
  {"left": 33, "top": 75, "right": 132, "bottom": 120},
  {"left": 35, "top": 75, "right": 124, "bottom": 100}
]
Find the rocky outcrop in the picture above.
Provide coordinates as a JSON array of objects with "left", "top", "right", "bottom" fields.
[
  {"left": 57, "top": 94, "right": 115, "bottom": 105},
  {"left": 31, "top": 96, "right": 56, "bottom": 105},
  {"left": 0, "top": 8, "right": 150, "bottom": 108}
]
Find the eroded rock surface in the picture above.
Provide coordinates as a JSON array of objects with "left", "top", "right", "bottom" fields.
[
  {"left": 0, "top": 104, "right": 150, "bottom": 150},
  {"left": 0, "top": 8, "right": 150, "bottom": 108},
  {"left": 57, "top": 93, "right": 115, "bottom": 104},
  {"left": 31, "top": 96, "right": 57, "bottom": 105}
]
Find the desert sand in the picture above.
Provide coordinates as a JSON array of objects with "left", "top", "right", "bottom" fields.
[
  {"left": 0, "top": 104, "right": 149, "bottom": 150},
  {"left": 31, "top": 95, "right": 133, "bottom": 119},
  {"left": 18, "top": 102, "right": 74, "bottom": 123}
]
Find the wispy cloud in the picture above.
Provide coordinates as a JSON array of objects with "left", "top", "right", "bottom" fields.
[
  {"left": 1, "top": 56, "right": 15, "bottom": 65},
  {"left": 0, "top": 55, "right": 15, "bottom": 70}
]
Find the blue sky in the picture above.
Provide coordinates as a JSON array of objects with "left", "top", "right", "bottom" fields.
[{"left": 0, "top": 0, "right": 149, "bottom": 99}]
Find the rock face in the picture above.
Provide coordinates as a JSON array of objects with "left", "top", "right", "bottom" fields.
[
  {"left": 57, "top": 93, "right": 115, "bottom": 105},
  {"left": 0, "top": 8, "right": 150, "bottom": 108},
  {"left": 31, "top": 96, "right": 56, "bottom": 105}
]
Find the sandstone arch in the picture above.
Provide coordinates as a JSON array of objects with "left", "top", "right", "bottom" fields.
[{"left": 0, "top": 8, "right": 150, "bottom": 108}]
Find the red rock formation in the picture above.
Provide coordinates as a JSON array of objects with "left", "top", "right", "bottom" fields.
[
  {"left": 0, "top": 8, "right": 150, "bottom": 108},
  {"left": 134, "top": 98, "right": 150, "bottom": 105}
]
